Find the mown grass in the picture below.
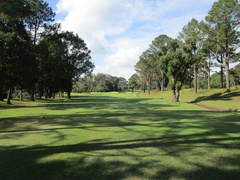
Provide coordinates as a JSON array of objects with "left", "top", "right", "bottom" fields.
[
  {"left": 140, "top": 86, "right": 240, "bottom": 111},
  {"left": 0, "top": 92, "right": 240, "bottom": 180}
]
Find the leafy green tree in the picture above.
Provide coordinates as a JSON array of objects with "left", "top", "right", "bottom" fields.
[
  {"left": 161, "top": 39, "right": 194, "bottom": 102},
  {"left": 149, "top": 34, "right": 170, "bottom": 91},
  {"left": 128, "top": 73, "right": 140, "bottom": 93},
  {"left": 111, "top": 76, "right": 119, "bottom": 91},
  {"left": 200, "top": 21, "right": 222, "bottom": 89},
  {"left": 37, "top": 24, "right": 65, "bottom": 98},
  {"left": 37, "top": 24, "right": 94, "bottom": 99},
  {"left": 93, "top": 73, "right": 109, "bottom": 92},
  {"left": 179, "top": 18, "right": 204, "bottom": 94},
  {"left": 202, "top": 18, "right": 226, "bottom": 89},
  {"left": 197, "top": 73, "right": 208, "bottom": 89},
  {"left": 206, "top": 0, "right": 240, "bottom": 92},
  {"left": 211, "top": 72, "right": 226, "bottom": 88},
  {"left": 135, "top": 50, "right": 155, "bottom": 94},
  {"left": 0, "top": 0, "right": 93, "bottom": 102},
  {"left": 0, "top": 0, "right": 33, "bottom": 104},
  {"left": 60, "top": 31, "right": 94, "bottom": 99},
  {"left": 89, "top": 74, "right": 123, "bottom": 92},
  {"left": 25, "top": 0, "right": 55, "bottom": 48},
  {"left": 73, "top": 76, "right": 94, "bottom": 93},
  {"left": 118, "top": 77, "right": 127, "bottom": 92},
  {"left": 25, "top": 0, "right": 55, "bottom": 101},
  {"left": 84, "top": 75, "right": 95, "bottom": 93},
  {"left": 230, "top": 63, "right": 240, "bottom": 86}
]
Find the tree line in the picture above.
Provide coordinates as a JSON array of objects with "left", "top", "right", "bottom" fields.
[
  {"left": 73, "top": 73, "right": 127, "bottom": 93},
  {"left": 129, "top": 64, "right": 240, "bottom": 93},
  {"left": 132, "top": 0, "right": 240, "bottom": 102},
  {"left": 0, "top": 0, "right": 94, "bottom": 104}
]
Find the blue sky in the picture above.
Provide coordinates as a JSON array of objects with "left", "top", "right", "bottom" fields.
[{"left": 45, "top": 0, "right": 217, "bottom": 79}]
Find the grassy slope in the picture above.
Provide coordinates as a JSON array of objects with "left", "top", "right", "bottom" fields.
[
  {"left": 140, "top": 86, "right": 240, "bottom": 111},
  {"left": 0, "top": 92, "right": 240, "bottom": 180}
]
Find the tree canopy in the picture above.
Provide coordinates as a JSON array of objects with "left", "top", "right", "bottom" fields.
[
  {"left": 0, "top": 0, "right": 94, "bottom": 103},
  {"left": 133, "top": 0, "right": 240, "bottom": 102}
]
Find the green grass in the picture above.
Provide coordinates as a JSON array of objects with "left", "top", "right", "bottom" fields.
[
  {"left": 0, "top": 92, "right": 240, "bottom": 180},
  {"left": 140, "top": 86, "right": 240, "bottom": 111}
]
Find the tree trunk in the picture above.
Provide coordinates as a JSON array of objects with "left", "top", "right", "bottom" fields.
[
  {"left": 219, "top": 54, "right": 224, "bottom": 88},
  {"left": 147, "top": 85, "right": 150, "bottom": 94},
  {"left": 147, "top": 76, "right": 151, "bottom": 94},
  {"left": 161, "top": 70, "right": 165, "bottom": 91},
  {"left": 194, "top": 63, "right": 197, "bottom": 94},
  {"left": 208, "top": 74, "right": 211, "bottom": 90},
  {"left": 224, "top": 28, "right": 230, "bottom": 92},
  {"left": 67, "top": 91, "right": 71, "bottom": 99},
  {"left": 225, "top": 57, "right": 230, "bottom": 92},
  {"left": 48, "top": 89, "right": 52, "bottom": 98},
  {"left": 172, "top": 89, "right": 178, "bottom": 102},
  {"left": 45, "top": 89, "right": 48, "bottom": 99},
  {"left": 7, "top": 88, "right": 12, "bottom": 105},
  {"left": 156, "top": 80, "right": 159, "bottom": 92},
  {"left": 30, "top": 86, "right": 35, "bottom": 101},
  {"left": 176, "top": 89, "right": 180, "bottom": 102},
  {"left": 220, "top": 65, "right": 224, "bottom": 88},
  {"left": 172, "top": 77, "right": 177, "bottom": 102},
  {"left": 0, "top": 86, "right": 4, "bottom": 101},
  {"left": 39, "top": 88, "right": 43, "bottom": 100},
  {"left": 172, "top": 89, "right": 176, "bottom": 102},
  {"left": 208, "top": 57, "right": 211, "bottom": 90},
  {"left": 20, "top": 90, "right": 23, "bottom": 101}
]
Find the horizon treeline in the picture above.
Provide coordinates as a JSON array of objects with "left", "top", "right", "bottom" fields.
[{"left": 73, "top": 73, "right": 128, "bottom": 93}]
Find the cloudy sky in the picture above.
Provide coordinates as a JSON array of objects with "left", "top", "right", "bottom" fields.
[{"left": 45, "top": 0, "right": 216, "bottom": 79}]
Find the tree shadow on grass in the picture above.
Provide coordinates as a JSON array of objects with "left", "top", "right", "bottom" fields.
[
  {"left": 0, "top": 134, "right": 240, "bottom": 180},
  {"left": 184, "top": 155, "right": 240, "bottom": 180},
  {"left": 42, "top": 95, "right": 167, "bottom": 111},
  {"left": 0, "top": 111, "right": 240, "bottom": 179},
  {"left": 1, "top": 94, "right": 240, "bottom": 179},
  {"left": 192, "top": 91, "right": 240, "bottom": 103},
  {"left": 1, "top": 109, "right": 239, "bottom": 135},
  {"left": 1, "top": 108, "right": 240, "bottom": 140}
]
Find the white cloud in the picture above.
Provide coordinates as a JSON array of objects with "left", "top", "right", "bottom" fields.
[
  {"left": 98, "top": 37, "right": 156, "bottom": 79},
  {"left": 56, "top": 0, "right": 216, "bottom": 79},
  {"left": 56, "top": 0, "right": 129, "bottom": 55},
  {"left": 94, "top": 65, "right": 135, "bottom": 80},
  {"left": 94, "top": 46, "right": 140, "bottom": 79},
  {"left": 105, "top": 47, "right": 139, "bottom": 68}
]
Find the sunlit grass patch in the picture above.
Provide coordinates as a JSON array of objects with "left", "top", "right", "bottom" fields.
[{"left": 139, "top": 87, "right": 240, "bottom": 111}]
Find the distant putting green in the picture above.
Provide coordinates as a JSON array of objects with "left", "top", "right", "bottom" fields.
[{"left": 0, "top": 92, "right": 239, "bottom": 180}]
